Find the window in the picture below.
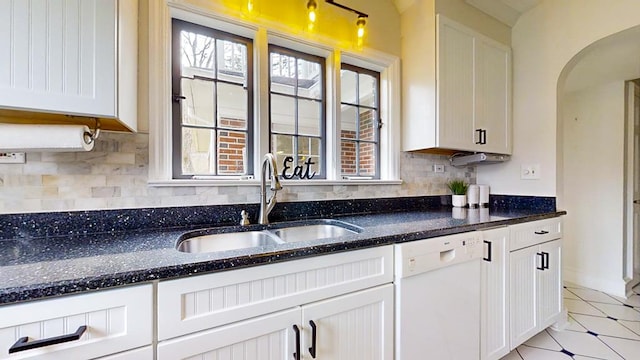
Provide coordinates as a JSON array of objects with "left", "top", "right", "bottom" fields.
[
  {"left": 340, "top": 64, "right": 381, "bottom": 179},
  {"left": 151, "top": 5, "right": 400, "bottom": 185},
  {"left": 269, "top": 46, "right": 326, "bottom": 179},
  {"left": 171, "top": 19, "right": 253, "bottom": 178}
]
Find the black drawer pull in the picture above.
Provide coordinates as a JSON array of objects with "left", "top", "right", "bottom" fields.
[
  {"left": 9, "top": 325, "right": 87, "bottom": 354},
  {"left": 534, "top": 230, "right": 549, "bottom": 235},
  {"left": 483, "top": 240, "right": 492, "bottom": 262},
  {"left": 293, "top": 324, "right": 301, "bottom": 360},
  {"left": 309, "top": 320, "right": 317, "bottom": 358},
  {"left": 536, "top": 253, "right": 545, "bottom": 271},
  {"left": 542, "top": 251, "right": 550, "bottom": 269}
]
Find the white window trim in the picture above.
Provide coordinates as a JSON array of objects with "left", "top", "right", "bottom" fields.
[{"left": 147, "top": 0, "right": 401, "bottom": 186}]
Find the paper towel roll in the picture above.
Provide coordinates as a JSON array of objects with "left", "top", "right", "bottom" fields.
[
  {"left": 0, "top": 124, "right": 95, "bottom": 152},
  {"left": 467, "top": 185, "right": 479, "bottom": 208},
  {"left": 479, "top": 184, "right": 490, "bottom": 207}
]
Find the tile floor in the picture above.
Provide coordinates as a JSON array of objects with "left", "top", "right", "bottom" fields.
[{"left": 501, "top": 283, "right": 640, "bottom": 359}]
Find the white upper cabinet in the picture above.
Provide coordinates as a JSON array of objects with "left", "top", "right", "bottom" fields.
[
  {"left": 402, "top": 13, "right": 511, "bottom": 154},
  {"left": 0, "top": 0, "right": 137, "bottom": 132}
]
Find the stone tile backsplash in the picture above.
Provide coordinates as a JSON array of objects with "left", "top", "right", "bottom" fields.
[{"left": 0, "top": 133, "right": 476, "bottom": 214}]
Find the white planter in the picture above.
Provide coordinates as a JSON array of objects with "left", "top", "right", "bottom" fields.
[{"left": 452, "top": 194, "right": 467, "bottom": 208}]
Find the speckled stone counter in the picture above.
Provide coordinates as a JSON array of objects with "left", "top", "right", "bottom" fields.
[{"left": 0, "top": 195, "right": 565, "bottom": 305}]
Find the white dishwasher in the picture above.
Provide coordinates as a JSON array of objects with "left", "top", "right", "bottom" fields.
[{"left": 394, "top": 232, "right": 483, "bottom": 360}]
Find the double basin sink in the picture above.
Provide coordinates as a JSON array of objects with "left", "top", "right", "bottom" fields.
[{"left": 177, "top": 219, "right": 362, "bottom": 254}]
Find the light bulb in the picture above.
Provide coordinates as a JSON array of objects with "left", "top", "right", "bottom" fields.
[
  {"left": 247, "top": 0, "right": 253, "bottom": 12},
  {"left": 356, "top": 15, "right": 366, "bottom": 39},
  {"left": 307, "top": 0, "right": 318, "bottom": 23}
]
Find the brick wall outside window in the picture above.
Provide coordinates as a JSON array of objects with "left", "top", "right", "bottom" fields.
[
  {"left": 218, "top": 118, "right": 247, "bottom": 174},
  {"left": 341, "top": 109, "right": 376, "bottom": 175}
]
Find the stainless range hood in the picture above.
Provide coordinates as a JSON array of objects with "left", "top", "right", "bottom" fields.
[{"left": 449, "top": 153, "right": 510, "bottom": 167}]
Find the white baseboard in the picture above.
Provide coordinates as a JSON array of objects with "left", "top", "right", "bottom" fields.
[{"left": 563, "top": 267, "right": 628, "bottom": 298}]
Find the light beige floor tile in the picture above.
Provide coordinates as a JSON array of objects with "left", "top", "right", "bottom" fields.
[
  {"left": 517, "top": 345, "right": 572, "bottom": 360},
  {"left": 569, "top": 288, "right": 622, "bottom": 305},
  {"left": 590, "top": 302, "right": 640, "bottom": 321},
  {"left": 564, "top": 288, "right": 580, "bottom": 300},
  {"left": 565, "top": 298, "right": 607, "bottom": 317},
  {"left": 619, "top": 320, "right": 640, "bottom": 336},
  {"left": 547, "top": 329, "right": 624, "bottom": 360},
  {"left": 524, "top": 330, "right": 562, "bottom": 351},
  {"left": 566, "top": 314, "right": 588, "bottom": 332},
  {"left": 621, "top": 294, "right": 640, "bottom": 307},
  {"left": 599, "top": 335, "right": 640, "bottom": 359},
  {"left": 571, "top": 314, "right": 640, "bottom": 340},
  {"left": 500, "top": 349, "right": 524, "bottom": 360}
]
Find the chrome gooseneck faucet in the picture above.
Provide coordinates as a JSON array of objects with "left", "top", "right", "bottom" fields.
[{"left": 259, "top": 153, "right": 283, "bottom": 224}]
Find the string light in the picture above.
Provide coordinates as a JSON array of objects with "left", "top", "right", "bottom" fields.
[
  {"left": 356, "top": 15, "right": 366, "bottom": 39},
  {"left": 307, "top": 0, "right": 318, "bottom": 23}
]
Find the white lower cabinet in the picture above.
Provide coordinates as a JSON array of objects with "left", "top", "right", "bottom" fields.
[
  {"left": 157, "top": 246, "right": 394, "bottom": 360},
  {"left": 480, "top": 227, "right": 510, "bottom": 360},
  {"left": 0, "top": 285, "right": 152, "bottom": 360},
  {"left": 157, "top": 285, "right": 393, "bottom": 360},
  {"left": 301, "top": 285, "right": 393, "bottom": 359},
  {"left": 510, "top": 237, "right": 562, "bottom": 349}
]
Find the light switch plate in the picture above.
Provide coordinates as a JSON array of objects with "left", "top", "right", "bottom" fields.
[
  {"left": 521, "top": 164, "right": 540, "bottom": 180},
  {"left": 0, "top": 152, "right": 26, "bottom": 164}
]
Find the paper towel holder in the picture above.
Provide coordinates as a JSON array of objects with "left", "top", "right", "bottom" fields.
[{"left": 83, "top": 119, "right": 101, "bottom": 145}]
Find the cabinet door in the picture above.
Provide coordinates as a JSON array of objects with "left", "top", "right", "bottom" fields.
[
  {"left": 481, "top": 228, "right": 510, "bottom": 360},
  {"left": 475, "top": 38, "right": 511, "bottom": 154},
  {"left": 96, "top": 346, "right": 153, "bottom": 360},
  {"left": 157, "top": 308, "right": 299, "bottom": 360},
  {"left": 301, "top": 284, "right": 393, "bottom": 360},
  {"left": 509, "top": 245, "right": 539, "bottom": 349},
  {"left": 538, "top": 239, "right": 563, "bottom": 329},
  {"left": 0, "top": 0, "right": 116, "bottom": 117},
  {"left": 437, "top": 16, "right": 475, "bottom": 151}
]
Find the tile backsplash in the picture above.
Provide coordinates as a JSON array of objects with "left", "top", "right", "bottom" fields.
[{"left": 0, "top": 132, "right": 475, "bottom": 214}]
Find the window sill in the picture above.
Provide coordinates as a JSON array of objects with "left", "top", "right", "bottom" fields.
[{"left": 148, "top": 179, "right": 403, "bottom": 187}]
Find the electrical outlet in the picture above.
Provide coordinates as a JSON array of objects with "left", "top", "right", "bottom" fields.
[
  {"left": 521, "top": 164, "right": 540, "bottom": 180},
  {"left": 433, "top": 164, "right": 445, "bottom": 173},
  {"left": 0, "top": 152, "right": 26, "bottom": 164}
]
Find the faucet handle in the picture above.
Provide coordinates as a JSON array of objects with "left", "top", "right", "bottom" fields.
[{"left": 240, "top": 210, "right": 250, "bottom": 226}]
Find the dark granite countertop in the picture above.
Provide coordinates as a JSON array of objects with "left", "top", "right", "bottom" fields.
[{"left": 0, "top": 196, "right": 566, "bottom": 305}]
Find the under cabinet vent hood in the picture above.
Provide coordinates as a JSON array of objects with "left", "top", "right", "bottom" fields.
[{"left": 449, "top": 153, "right": 510, "bottom": 167}]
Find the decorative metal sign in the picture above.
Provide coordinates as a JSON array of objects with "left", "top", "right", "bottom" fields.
[{"left": 281, "top": 156, "right": 316, "bottom": 180}]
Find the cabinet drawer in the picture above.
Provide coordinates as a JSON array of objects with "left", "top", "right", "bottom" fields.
[
  {"left": 0, "top": 285, "right": 152, "bottom": 360},
  {"left": 158, "top": 246, "right": 393, "bottom": 341},
  {"left": 509, "top": 217, "right": 562, "bottom": 251}
]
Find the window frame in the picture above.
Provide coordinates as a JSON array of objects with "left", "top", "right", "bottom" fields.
[
  {"left": 147, "top": 2, "right": 401, "bottom": 186},
  {"left": 171, "top": 18, "right": 254, "bottom": 179},
  {"left": 339, "top": 63, "right": 382, "bottom": 179},
  {"left": 268, "top": 45, "right": 327, "bottom": 179}
]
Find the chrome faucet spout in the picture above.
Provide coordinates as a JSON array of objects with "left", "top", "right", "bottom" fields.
[{"left": 259, "top": 153, "right": 282, "bottom": 224}]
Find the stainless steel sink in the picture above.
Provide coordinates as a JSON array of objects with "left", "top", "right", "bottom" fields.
[
  {"left": 272, "top": 224, "right": 358, "bottom": 243},
  {"left": 177, "top": 231, "right": 281, "bottom": 253},
  {"left": 176, "top": 220, "right": 362, "bottom": 253}
]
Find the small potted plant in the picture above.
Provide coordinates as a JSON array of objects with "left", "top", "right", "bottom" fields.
[{"left": 447, "top": 179, "right": 469, "bottom": 208}]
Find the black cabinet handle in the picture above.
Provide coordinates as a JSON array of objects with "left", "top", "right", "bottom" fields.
[
  {"left": 483, "top": 240, "right": 492, "bottom": 262},
  {"left": 543, "top": 252, "right": 550, "bottom": 269},
  {"left": 308, "top": 320, "right": 317, "bottom": 358},
  {"left": 482, "top": 129, "right": 487, "bottom": 145},
  {"left": 293, "top": 325, "right": 301, "bottom": 360},
  {"left": 536, "top": 253, "right": 545, "bottom": 271},
  {"left": 475, "top": 129, "right": 483, "bottom": 144},
  {"left": 534, "top": 230, "right": 549, "bottom": 235},
  {"left": 9, "top": 325, "right": 87, "bottom": 354}
]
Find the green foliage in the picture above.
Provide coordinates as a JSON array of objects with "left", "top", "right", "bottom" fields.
[{"left": 447, "top": 179, "right": 469, "bottom": 195}]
